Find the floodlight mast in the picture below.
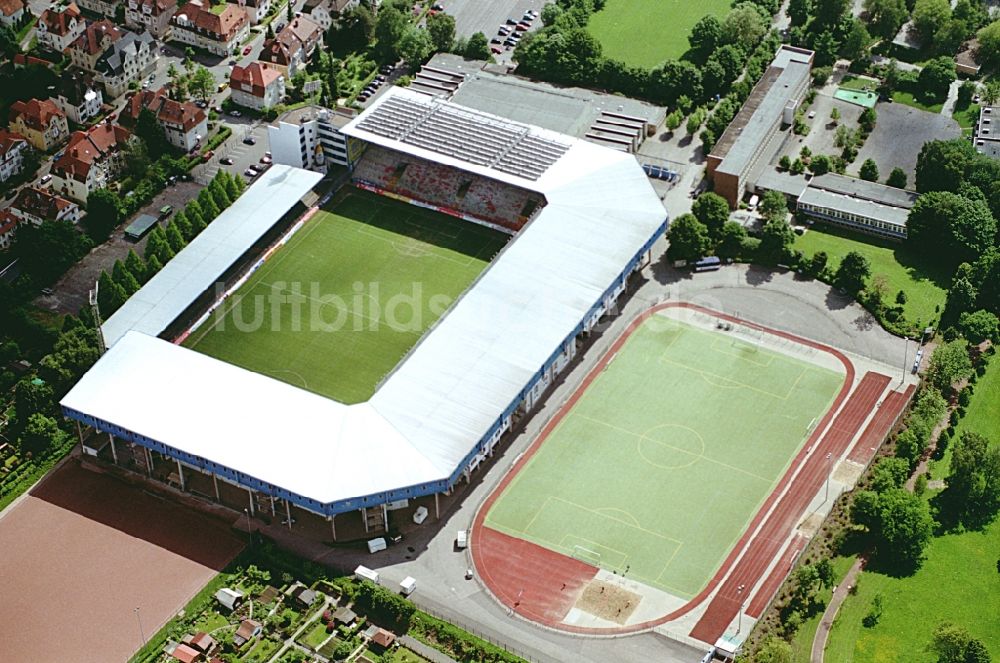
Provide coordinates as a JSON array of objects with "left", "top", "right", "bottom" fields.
[{"left": 89, "top": 280, "right": 107, "bottom": 355}]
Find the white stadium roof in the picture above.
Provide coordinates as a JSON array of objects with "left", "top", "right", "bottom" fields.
[
  {"left": 102, "top": 166, "right": 323, "bottom": 347},
  {"left": 62, "top": 88, "right": 667, "bottom": 509}
]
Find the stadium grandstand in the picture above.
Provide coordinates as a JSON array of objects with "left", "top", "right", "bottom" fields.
[{"left": 59, "top": 87, "right": 667, "bottom": 539}]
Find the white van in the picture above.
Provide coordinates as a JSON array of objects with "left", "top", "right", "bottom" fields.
[
  {"left": 367, "top": 537, "right": 387, "bottom": 554},
  {"left": 399, "top": 576, "right": 417, "bottom": 596},
  {"left": 412, "top": 506, "right": 428, "bottom": 525},
  {"left": 354, "top": 565, "right": 380, "bottom": 584},
  {"left": 455, "top": 530, "right": 468, "bottom": 549}
]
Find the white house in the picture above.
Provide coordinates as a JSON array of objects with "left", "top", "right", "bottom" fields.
[
  {"left": 0, "top": 130, "right": 28, "bottom": 183},
  {"left": 10, "top": 186, "right": 82, "bottom": 226},
  {"left": 121, "top": 88, "right": 207, "bottom": 152},
  {"left": 94, "top": 30, "right": 158, "bottom": 99},
  {"left": 53, "top": 73, "right": 105, "bottom": 126},
  {"left": 125, "top": 0, "right": 178, "bottom": 40},
  {"left": 36, "top": 2, "right": 86, "bottom": 53},
  {"left": 229, "top": 61, "right": 285, "bottom": 110},
  {"left": 170, "top": 1, "right": 248, "bottom": 57},
  {"left": 0, "top": 0, "right": 25, "bottom": 28},
  {"left": 301, "top": 0, "right": 357, "bottom": 31}
]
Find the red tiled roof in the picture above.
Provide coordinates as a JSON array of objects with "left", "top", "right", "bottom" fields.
[
  {"left": 0, "top": 209, "right": 18, "bottom": 236},
  {"left": 11, "top": 187, "right": 76, "bottom": 220},
  {"left": 13, "top": 54, "right": 53, "bottom": 68},
  {"left": 39, "top": 2, "right": 81, "bottom": 37},
  {"left": 261, "top": 16, "right": 321, "bottom": 67},
  {"left": 187, "top": 631, "right": 215, "bottom": 653},
  {"left": 9, "top": 98, "right": 66, "bottom": 132},
  {"left": 133, "top": 0, "right": 177, "bottom": 15},
  {"left": 52, "top": 123, "right": 131, "bottom": 182},
  {"left": 229, "top": 62, "right": 282, "bottom": 98},
  {"left": 372, "top": 629, "right": 395, "bottom": 648},
  {"left": 69, "top": 19, "right": 122, "bottom": 56},
  {"left": 170, "top": 643, "right": 201, "bottom": 663},
  {"left": 174, "top": 1, "right": 246, "bottom": 40},
  {"left": 0, "top": 129, "right": 27, "bottom": 156},
  {"left": 121, "top": 88, "right": 206, "bottom": 133},
  {"left": 0, "top": 0, "right": 24, "bottom": 18}
]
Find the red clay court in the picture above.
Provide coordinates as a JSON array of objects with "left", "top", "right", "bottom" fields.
[{"left": 0, "top": 461, "right": 243, "bottom": 663}]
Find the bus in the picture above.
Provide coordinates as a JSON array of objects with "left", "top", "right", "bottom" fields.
[{"left": 694, "top": 256, "right": 722, "bottom": 272}]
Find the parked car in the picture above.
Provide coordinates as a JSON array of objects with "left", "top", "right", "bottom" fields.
[
  {"left": 375, "top": 75, "right": 387, "bottom": 82},
  {"left": 498, "top": 25, "right": 510, "bottom": 35},
  {"left": 491, "top": 46, "right": 502, "bottom": 54},
  {"left": 242, "top": 46, "right": 252, "bottom": 56},
  {"left": 39, "top": 174, "right": 52, "bottom": 185},
  {"left": 244, "top": 167, "right": 257, "bottom": 177},
  {"left": 505, "top": 17, "right": 517, "bottom": 24},
  {"left": 515, "top": 23, "right": 529, "bottom": 31},
  {"left": 229, "top": 109, "right": 241, "bottom": 117},
  {"left": 41, "top": 287, "right": 54, "bottom": 295},
  {"left": 260, "top": 155, "right": 271, "bottom": 164},
  {"left": 202, "top": 150, "right": 214, "bottom": 162},
  {"left": 380, "top": 64, "right": 394, "bottom": 74},
  {"left": 431, "top": 2, "right": 443, "bottom": 9},
  {"left": 358, "top": 93, "right": 370, "bottom": 102},
  {"left": 264, "top": 151, "right": 271, "bottom": 159},
  {"left": 242, "top": 136, "right": 256, "bottom": 145},
  {"left": 522, "top": 12, "right": 534, "bottom": 21},
  {"left": 195, "top": 100, "right": 208, "bottom": 108},
  {"left": 491, "top": 36, "right": 502, "bottom": 44},
  {"left": 220, "top": 157, "right": 234, "bottom": 165}
]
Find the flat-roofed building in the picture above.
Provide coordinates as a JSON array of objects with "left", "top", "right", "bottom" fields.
[
  {"left": 267, "top": 104, "right": 361, "bottom": 171},
  {"left": 973, "top": 106, "right": 1000, "bottom": 159},
  {"left": 796, "top": 173, "right": 917, "bottom": 240},
  {"left": 706, "top": 46, "right": 814, "bottom": 208}
]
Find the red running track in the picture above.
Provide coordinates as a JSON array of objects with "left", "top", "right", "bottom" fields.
[
  {"left": 847, "top": 384, "right": 916, "bottom": 465},
  {"left": 689, "top": 371, "right": 891, "bottom": 642},
  {"left": 746, "top": 535, "right": 806, "bottom": 618},
  {"left": 475, "top": 526, "right": 598, "bottom": 623},
  {"left": 471, "top": 302, "right": 862, "bottom": 635}
]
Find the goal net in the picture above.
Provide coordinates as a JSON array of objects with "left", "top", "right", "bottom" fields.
[{"left": 572, "top": 545, "right": 602, "bottom": 566}]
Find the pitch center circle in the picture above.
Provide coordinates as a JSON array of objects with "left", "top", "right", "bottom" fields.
[{"left": 637, "top": 424, "right": 706, "bottom": 470}]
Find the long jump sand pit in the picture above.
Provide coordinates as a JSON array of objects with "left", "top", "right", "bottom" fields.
[{"left": 0, "top": 461, "right": 243, "bottom": 663}]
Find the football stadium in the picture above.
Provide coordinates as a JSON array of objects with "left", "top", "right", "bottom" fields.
[{"left": 60, "top": 87, "right": 668, "bottom": 539}]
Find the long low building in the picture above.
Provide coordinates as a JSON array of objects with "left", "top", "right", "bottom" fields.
[{"left": 60, "top": 88, "right": 668, "bottom": 536}]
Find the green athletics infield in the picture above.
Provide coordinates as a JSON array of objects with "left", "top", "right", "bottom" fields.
[
  {"left": 484, "top": 316, "right": 844, "bottom": 599},
  {"left": 184, "top": 189, "right": 508, "bottom": 404}
]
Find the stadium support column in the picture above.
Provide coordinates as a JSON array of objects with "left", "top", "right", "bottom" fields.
[
  {"left": 75, "top": 421, "right": 83, "bottom": 446},
  {"left": 144, "top": 448, "right": 153, "bottom": 476},
  {"left": 329, "top": 515, "right": 337, "bottom": 541},
  {"left": 108, "top": 433, "right": 118, "bottom": 464},
  {"left": 382, "top": 503, "right": 388, "bottom": 531},
  {"left": 213, "top": 474, "right": 220, "bottom": 501},
  {"left": 176, "top": 459, "right": 186, "bottom": 491},
  {"left": 247, "top": 488, "right": 255, "bottom": 517},
  {"left": 361, "top": 508, "right": 369, "bottom": 533},
  {"left": 285, "top": 500, "right": 293, "bottom": 529},
  {"left": 434, "top": 493, "right": 440, "bottom": 520}
]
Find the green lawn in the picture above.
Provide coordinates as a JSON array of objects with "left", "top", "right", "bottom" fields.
[
  {"left": 823, "top": 505, "right": 1000, "bottom": 662},
  {"left": 890, "top": 89, "right": 943, "bottom": 114},
  {"left": 485, "top": 317, "right": 843, "bottom": 598},
  {"left": 301, "top": 620, "right": 331, "bottom": 650},
  {"left": 839, "top": 75, "right": 880, "bottom": 92},
  {"left": 388, "top": 649, "right": 433, "bottom": 663},
  {"left": 242, "top": 637, "right": 281, "bottom": 661},
  {"left": 587, "top": 0, "right": 730, "bottom": 67},
  {"left": 952, "top": 103, "right": 981, "bottom": 137},
  {"left": 790, "top": 555, "right": 858, "bottom": 662},
  {"left": 318, "top": 637, "right": 344, "bottom": 658},
  {"left": 930, "top": 355, "right": 1000, "bottom": 479},
  {"left": 794, "top": 225, "right": 949, "bottom": 327},
  {"left": 192, "top": 610, "right": 230, "bottom": 633},
  {"left": 185, "top": 190, "right": 508, "bottom": 403}
]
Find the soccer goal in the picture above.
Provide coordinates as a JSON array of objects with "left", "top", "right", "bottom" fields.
[{"left": 572, "top": 545, "right": 603, "bottom": 567}]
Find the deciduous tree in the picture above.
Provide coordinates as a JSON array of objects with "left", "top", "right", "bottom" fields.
[{"left": 666, "top": 213, "right": 712, "bottom": 263}]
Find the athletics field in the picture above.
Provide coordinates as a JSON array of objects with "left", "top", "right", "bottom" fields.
[
  {"left": 483, "top": 316, "right": 843, "bottom": 599},
  {"left": 185, "top": 190, "right": 508, "bottom": 403}
]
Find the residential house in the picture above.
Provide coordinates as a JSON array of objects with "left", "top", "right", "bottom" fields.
[
  {"left": 0, "top": 0, "right": 25, "bottom": 28},
  {"left": 77, "top": 0, "right": 122, "bottom": 17},
  {"left": 120, "top": 87, "right": 207, "bottom": 151},
  {"left": 93, "top": 29, "right": 158, "bottom": 98},
  {"left": 170, "top": 1, "right": 249, "bottom": 57},
  {"left": 50, "top": 123, "right": 132, "bottom": 202},
  {"left": 234, "top": 0, "right": 270, "bottom": 24},
  {"left": 9, "top": 99, "right": 70, "bottom": 152},
  {"left": 331, "top": 606, "right": 356, "bottom": 627},
  {"left": 0, "top": 130, "right": 28, "bottom": 183},
  {"left": 367, "top": 626, "right": 395, "bottom": 650},
  {"left": 36, "top": 2, "right": 86, "bottom": 53},
  {"left": 229, "top": 61, "right": 284, "bottom": 110},
  {"left": 302, "top": 0, "right": 356, "bottom": 31},
  {"left": 9, "top": 186, "right": 82, "bottom": 225},
  {"left": 125, "top": 0, "right": 178, "bottom": 39},
  {"left": 53, "top": 72, "right": 105, "bottom": 125},
  {"left": 0, "top": 210, "right": 17, "bottom": 250},
  {"left": 66, "top": 19, "right": 123, "bottom": 72},
  {"left": 232, "top": 619, "right": 261, "bottom": 647},
  {"left": 259, "top": 15, "right": 322, "bottom": 78}
]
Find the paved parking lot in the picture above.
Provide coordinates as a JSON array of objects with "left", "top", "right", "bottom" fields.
[
  {"left": 854, "top": 102, "right": 959, "bottom": 181},
  {"left": 196, "top": 121, "right": 270, "bottom": 184},
  {"left": 437, "top": 0, "right": 545, "bottom": 43}
]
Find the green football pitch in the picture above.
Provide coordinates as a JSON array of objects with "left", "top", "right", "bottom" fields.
[
  {"left": 484, "top": 316, "right": 844, "bottom": 599},
  {"left": 587, "top": 0, "right": 732, "bottom": 67},
  {"left": 184, "top": 190, "right": 508, "bottom": 404}
]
